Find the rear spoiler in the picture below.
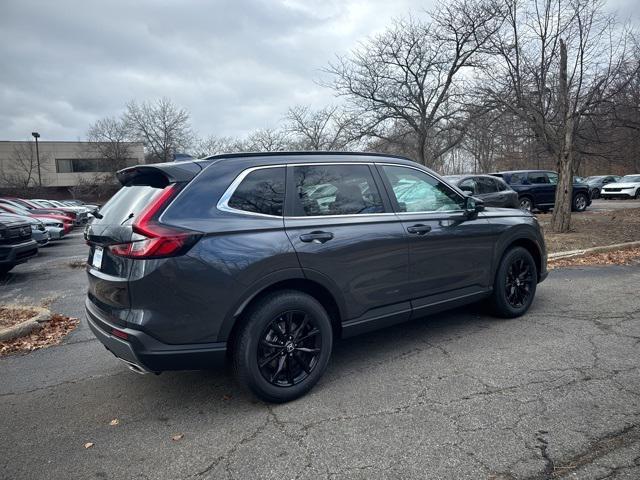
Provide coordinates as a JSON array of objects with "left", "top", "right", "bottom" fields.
[{"left": 117, "top": 161, "right": 206, "bottom": 187}]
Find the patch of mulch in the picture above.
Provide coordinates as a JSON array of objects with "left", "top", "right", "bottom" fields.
[
  {"left": 0, "top": 314, "right": 79, "bottom": 357},
  {"left": 0, "top": 307, "right": 40, "bottom": 329},
  {"left": 539, "top": 207, "right": 640, "bottom": 253},
  {"left": 548, "top": 246, "right": 640, "bottom": 269}
]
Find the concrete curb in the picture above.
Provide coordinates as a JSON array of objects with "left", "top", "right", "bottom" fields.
[
  {"left": 548, "top": 240, "right": 640, "bottom": 260},
  {"left": 0, "top": 306, "right": 52, "bottom": 342}
]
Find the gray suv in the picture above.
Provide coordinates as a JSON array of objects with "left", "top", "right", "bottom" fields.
[{"left": 85, "top": 152, "right": 547, "bottom": 402}]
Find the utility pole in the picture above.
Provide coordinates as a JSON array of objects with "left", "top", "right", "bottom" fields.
[{"left": 32, "top": 132, "right": 42, "bottom": 186}]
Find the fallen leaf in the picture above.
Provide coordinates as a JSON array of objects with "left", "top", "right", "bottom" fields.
[
  {"left": 109, "top": 419, "right": 120, "bottom": 426},
  {"left": 84, "top": 442, "right": 94, "bottom": 449},
  {"left": 172, "top": 433, "right": 184, "bottom": 441}
]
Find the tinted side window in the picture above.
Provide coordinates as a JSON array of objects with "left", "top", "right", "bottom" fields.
[
  {"left": 509, "top": 173, "right": 526, "bottom": 184},
  {"left": 547, "top": 173, "right": 558, "bottom": 184},
  {"left": 381, "top": 165, "right": 465, "bottom": 212},
  {"left": 227, "top": 167, "right": 285, "bottom": 216},
  {"left": 292, "top": 164, "right": 383, "bottom": 216},
  {"left": 529, "top": 173, "right": 549, "bottom": 184},
  {"left": 493, "top": 177, "right": 508, "bottom": 191},
  {"left": 459, "top": 178, "right": 477, "bottom": 194},
  {"left": 475, "top": 177, "right": 497, "bottom": 194}
]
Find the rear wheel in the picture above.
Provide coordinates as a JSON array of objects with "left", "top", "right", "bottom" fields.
[
  {"left": 489, "top": 247, "right": 537, "bottom": 318},
  {"left": 233, "top": 290, "right": 333, "bottom": 403},
  {"left": 519, "top": 196, "right": 533, "bottom": 212},
  {"left": 635, "top": 189, "right": 640, "bottom": 199},
  {"left": 572, "top": 193, "right": 588, "bottom": 212}
]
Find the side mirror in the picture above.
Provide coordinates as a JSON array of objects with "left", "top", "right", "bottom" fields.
[{"left": 464, "top": 196, "right": 484, "bottom": 216}]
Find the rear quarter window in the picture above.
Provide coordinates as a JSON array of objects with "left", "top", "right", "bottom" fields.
[{"left": 226, "top": 167, "right": 285, "bottom": 216}]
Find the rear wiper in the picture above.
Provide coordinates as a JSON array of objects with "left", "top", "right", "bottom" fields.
[
  {"left": 120, "top": 212, "right": 134, "bottom": 225},
  {"left": 90, "top": 210, "right": 103, "bottom": 219}
]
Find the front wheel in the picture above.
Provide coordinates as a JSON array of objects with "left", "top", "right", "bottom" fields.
[
  {"left": 0, "top": 265, "right": 14, "bottom": 276},
  {"left": 591, "top": 188, "right": 600, "bottom": 199},
  {"left": 233, "top": 290, "right": 333, "bottom": 403},
  {"left": 572, "top": 193, "right": 588, "bottom": 212},
  {"left": 635, "top": 189, "right": 640, "bottom": 199},
  {"left": 489, "top": 247, "right": 538, "bottom": 318}
]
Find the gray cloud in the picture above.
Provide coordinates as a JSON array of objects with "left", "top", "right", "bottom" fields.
[
  {"left": 2, "top": 0, "right": 636, "bottom": 142},
  {"left": 0, "top": 0, "right": 431, "bottom": 141}
]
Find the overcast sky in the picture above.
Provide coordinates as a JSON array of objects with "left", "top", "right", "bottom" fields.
[{"left": 1, "top": 0, "right": 638, "bottom": 142}]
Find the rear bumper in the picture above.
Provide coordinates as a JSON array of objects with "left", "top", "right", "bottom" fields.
[
  {"left": 0, "top": 239, "right": 38, "bottom": 266},
  {"left": 85, "top": 298, "right": 227, "bottom": 372}
]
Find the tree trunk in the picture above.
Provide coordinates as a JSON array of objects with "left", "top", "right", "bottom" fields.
[{"left": 551, "top": 39, "right": 573, "bottom": 234}]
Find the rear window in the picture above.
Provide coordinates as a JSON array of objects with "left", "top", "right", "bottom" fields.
[{"left": 97, "top": 185, "right": 163, "bottom": 225}]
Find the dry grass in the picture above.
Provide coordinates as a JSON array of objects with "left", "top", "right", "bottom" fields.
[
  {"left": 539, "top": 207, "right": 640, "bottom": 253},
  {"left": 548, "top": 246, "right": 640, "bottom": 269}
]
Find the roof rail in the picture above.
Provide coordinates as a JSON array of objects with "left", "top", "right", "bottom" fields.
[{"left": 203, "top": 151, "right": 413, "bottom": 162}]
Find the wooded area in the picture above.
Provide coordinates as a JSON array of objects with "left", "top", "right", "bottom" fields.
[{"left": 86, "top": 0, "right": 639, "bottom": 232}]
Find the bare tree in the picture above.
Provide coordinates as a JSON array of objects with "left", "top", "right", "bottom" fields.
[
  {"left": 482, "top": 0, "right": 637, "bottom": 232},
  {"left": 86, "top": 116, "right": 134, "bottom": 170},
  {"left": 125, "top": 98, "right": 193, "bottom": 163},
  {"left": 190, "top": 135, "right": 247, "bottom": 158},
  {"left": 323, "top": 0, "right": 504, "bottom": 167},
  {"left": 244, "top": 128, "right": 291, "bottom": 152},
  {"left": 0, "top": 142, "right": 50, "bottom": 188},
  {"left": 285, "top": 105, "right": 360, "bottom": 150}
]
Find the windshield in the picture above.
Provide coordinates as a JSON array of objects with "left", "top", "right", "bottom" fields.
[{"left": 621, "top": 175, "right": 640, "bottom": 183}]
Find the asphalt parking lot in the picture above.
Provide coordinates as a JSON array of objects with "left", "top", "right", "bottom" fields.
[{"left": 1, "top": 220, "right": 639, "bottom": 479}]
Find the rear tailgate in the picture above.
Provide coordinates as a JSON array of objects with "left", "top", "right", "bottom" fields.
[{"left": 85, "top": 161, "right": 204, "bottom": 324}]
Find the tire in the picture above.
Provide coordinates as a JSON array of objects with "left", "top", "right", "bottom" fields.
[
  {"left": 489, "top": 247, "right": 538, "bottom": 318},
  {"left": 233, "top": 290, "right": 333, "bottom": 403},
  {"left": 572, "top": 193, "right": 588, "bottom": 212},
  {"left": 519, "top": 196, "right": 533, "bottom": 212},
  {"left": 635, "top": 189, "right": 640, "bottom": 199},
  {"left": 0, "top": 265, "right": 13, "bottom": 276},
  {"left": 591, "top": 188, "right": 600, "bottom": 199}
]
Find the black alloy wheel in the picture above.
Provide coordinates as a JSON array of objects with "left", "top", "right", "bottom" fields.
[
  {"left": 504, "top": 258, "right": 535, "bottom": 309},
  {"left": 233, "top": 290, "right": 333, "bottom": 403},
  {"left": 490, "top": 246, "right": 538, "bottom": 318},
  {"left": 257, "top": 310, "right": 321, "bottom": 387}
]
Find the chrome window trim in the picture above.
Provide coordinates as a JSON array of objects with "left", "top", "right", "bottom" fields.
[
  {"left": 376, "top": 163, "right": 467, "bottom": 215},
  {"left": 218, "top": 162, "right": 383, "bottom": 219},
  {"left": 217, "top": 160, "right": 469, "bottom": 219}
]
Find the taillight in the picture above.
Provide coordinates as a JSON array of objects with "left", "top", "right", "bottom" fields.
[{"left": 107, "top": 183, "right": 201, "bottom": 259}]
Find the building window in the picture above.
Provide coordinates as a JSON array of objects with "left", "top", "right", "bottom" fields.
[{"left": 55, "top": 158, "right": 130, "bottom": 173}]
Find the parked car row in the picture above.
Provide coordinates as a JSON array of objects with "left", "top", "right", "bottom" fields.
[{"left": 0, "top": 196, "right": 97, "bottom": 275}]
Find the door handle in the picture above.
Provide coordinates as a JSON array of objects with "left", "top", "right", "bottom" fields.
[
  {"left": 407, "top": 224, "right": 432, "bottom": 235},
  {"left": 299, "top": 231, "right": 334, "bottom": 243}
]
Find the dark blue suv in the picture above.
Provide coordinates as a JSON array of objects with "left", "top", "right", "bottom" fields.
[
  {"left": 86, "top": 152, "right": 548, "bottom": 402},
  {"left": 491, "top": 170, "right": 591, "bottom": 212}
]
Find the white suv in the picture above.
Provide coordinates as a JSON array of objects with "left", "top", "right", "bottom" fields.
[{"left": 601, "top": 175, "right": 640, "bottom": 200}]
